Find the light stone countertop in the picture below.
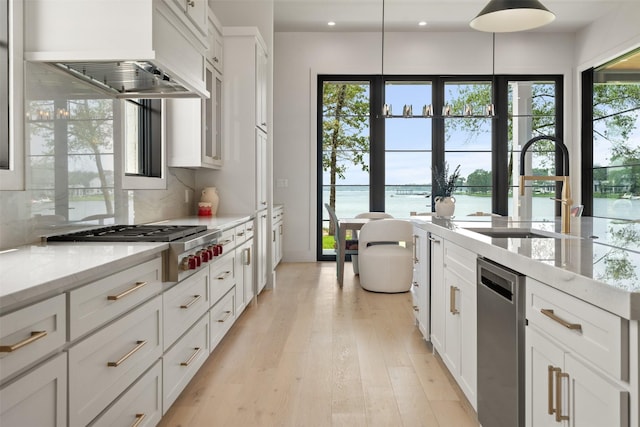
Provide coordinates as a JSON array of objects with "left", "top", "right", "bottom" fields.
[
  {"left": 0, "top": 214, "right": 254, "bottom": 314},
  {"left": 412, "top": 216, "right": 640, "bottom": 320}
]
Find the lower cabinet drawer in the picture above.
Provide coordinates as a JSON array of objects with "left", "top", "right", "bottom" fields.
[
  {"left": 162, "top": 314, "right": 210, "bottom": 413},
  {"left": 210, "top": 255, "right": 235, "bottom": 306},
  {"left": 0, "top": 352, "right": 67, "bottom": 427},
  {"left": 69, "top": 257, "right": 163, "bottom": 341},
  {"left": 90, "top": 360, "right": 162, "bottom": 427},
  {"left": 69, "top": 295, "right": 162, "bottom": 427},
  {"left": 0, "top": 294, "right": 66, "bottom": 384},
  {"left": 163, "top": 267, "right": 210, "bottom": 350},
  {"left": 210, "top": 287, "right": 235, "bottom": 352},
  {"left": 526, "top": 277, "right": 628, "bottom": 380}
]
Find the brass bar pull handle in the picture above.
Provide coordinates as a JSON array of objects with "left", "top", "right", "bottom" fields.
[
  {"left": 131, "top": 413, "right": 146, "bottom": 427},
  {"left": 180, "top": 294, "right": 202, "bottom": 309},
  {"left": 548, "top": 365, "right": 561, "bottom": 415},
  {"left": 217, "top": 310, "right": 232, "bottom": 323},
  {"left": 428, "top": 236, "right": 441, "bottom": 244},
  {"left": 107, "top": 340, "right": 147, "bottom": 367},
  {"left": 243, "top": 248, "right": 251, "bottom": 265},
  {"left": 220, "top": 239, "right": 233, "bottom": 246},
  {"left": 555, "top": 370, "right": 570, "bottom": 422},
  {"left": 216, "top": 271, "right": 232, "bottom": 280},
  {"left": 449, "top": 286, "right": 459, "bottom": 314},
  {"left": 180, "top": 347, "right": 202, "bottom": 366},
  {"left": 0, "top": 330, "right": 47, "bottom": 353},
  {"left": 108, "top": 281, "right": 148, "bottom": 301},
  {"left": 541, "top": 309, "right": 582, "bottom": 332}
]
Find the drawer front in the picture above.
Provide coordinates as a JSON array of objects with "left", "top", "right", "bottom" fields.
[
  {"left": 210, "top": 254, "right": 235, "bottom": 306},
  {"left": 163, "top": 267, "right": 210, "bottom": 350},
  {"left": 0, "top": 294, "right": 66, "bottom": 384},
  {"left": 69, "top": 295, "right": 162, "bottom": 427},
  {"left": 90, "top": 360, "right": 162, "bottom": 427},
  {"left": 0, "top": 352, "right": 67, "bottom": 427},
  {"left": 443, "top": 240, "right": 476, "bottom": 285},
  {"left": 209, "top": 287, "right": 235, "bottom": 352},
  {"left": 244, "top": 220, "right": 255, "bottom": 240},
  {"left": 526, "top": 278, "right": 628, "bottom": 380},
  {"left": 235, "top": 223, "right": 248, "bottom": 245},
  {"left": 69, "top": 257, "right": 163, "bottom": 340},
  {"left": 163, "top": 314, "right": 209, "bottom": 412},
  {"left": 218, "top": 227, "right": 236, "bottom": 254}
]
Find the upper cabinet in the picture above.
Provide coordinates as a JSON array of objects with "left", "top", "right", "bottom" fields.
[
  {"left": 23, "top": 0, "right": 209, "bottom": 98},
  {"left": 165, "top": 0, "right": 208, "bottom": 38},
  {"left": 166, "top": 7, "right": 223, "bottom": 169},
  {"left": 209, "top": 12, "right": 224, "bottom": 73},
  {"left": 256, "top": 41, "right": 268, "bottom": 133}
]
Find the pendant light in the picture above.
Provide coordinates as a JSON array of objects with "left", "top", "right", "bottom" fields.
[{"left": 470, "top": 0, "right": 555, "bottom": 32}]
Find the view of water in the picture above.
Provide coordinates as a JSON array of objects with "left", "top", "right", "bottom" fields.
[{"left": 323, "top": 186, "right": 640, "bottom": 221}]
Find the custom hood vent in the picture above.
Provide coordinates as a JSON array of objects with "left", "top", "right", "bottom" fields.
[{"left": 55, "top": 61, "right": 198, "bottom": 98}]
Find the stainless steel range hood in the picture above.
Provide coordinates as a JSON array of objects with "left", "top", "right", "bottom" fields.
[{"left": 54, "top": 61, "right": 202, "bottom": 99}]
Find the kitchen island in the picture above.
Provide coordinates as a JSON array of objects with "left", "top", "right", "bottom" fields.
[{"left": 410, "top": 215, "right": 639, "bottom": 427}]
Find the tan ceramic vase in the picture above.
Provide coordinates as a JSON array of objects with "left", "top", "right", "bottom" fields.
[{"left": 200, "top": 187, "right": 219, "bottom": 216}]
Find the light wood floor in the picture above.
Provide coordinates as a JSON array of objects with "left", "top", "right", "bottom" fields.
[{"left": 158, "top": 262, "right": 480, "bottom": 427}]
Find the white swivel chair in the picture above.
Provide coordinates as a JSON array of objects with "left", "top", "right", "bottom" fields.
[
  {"left": 357, "top": 219, "right": 413, "bottom": 293},
  {"left": 351, "top": 211, "right": 393, "bottom": 274}
]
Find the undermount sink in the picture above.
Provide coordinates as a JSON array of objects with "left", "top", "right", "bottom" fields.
[{"left": 463, "top": 227, "right": 575, "bottom": 239}]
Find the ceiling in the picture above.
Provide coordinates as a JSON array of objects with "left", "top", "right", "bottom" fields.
[{"left": 273, "top": 0, "right": 634, "bottom": 33}]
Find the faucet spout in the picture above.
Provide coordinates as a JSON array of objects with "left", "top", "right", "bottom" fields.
[{"left": 518, "top": 136, "right": 572, "bottom": 233}]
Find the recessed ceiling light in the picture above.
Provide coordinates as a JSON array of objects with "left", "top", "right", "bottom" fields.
[
  {"left": 328, "top": 21, "right": 336, "bottom": 26},
  {"left": 418, "top": 21, "right": 427, "bottom": 26}
]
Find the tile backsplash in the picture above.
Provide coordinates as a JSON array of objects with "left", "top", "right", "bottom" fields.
[{"left": 0, "top": 63, "right": 196, "bottom": 250}]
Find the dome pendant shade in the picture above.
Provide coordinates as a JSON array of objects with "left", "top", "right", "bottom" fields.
[{"left": 470, "top": 0, "right": 555, "bottom": 32}]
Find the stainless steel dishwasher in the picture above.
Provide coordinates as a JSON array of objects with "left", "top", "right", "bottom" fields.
[{"left": 477, "top": 257, "right": 525, "bottom": 427}]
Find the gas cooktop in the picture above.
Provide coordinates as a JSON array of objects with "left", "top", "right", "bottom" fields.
[{"left": 47, "top": 224, "right": 208, "bottom": 242}]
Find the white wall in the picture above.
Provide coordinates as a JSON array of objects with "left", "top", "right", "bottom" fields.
[{"left": 273, "top": 31, "right": 576, "bottom": 262}]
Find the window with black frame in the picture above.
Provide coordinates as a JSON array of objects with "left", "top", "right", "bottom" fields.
[
  {"left": 588, "top": 48, "right": 640, "bottom": 220},
  {"left": 124, "top": 98, "right": 162, "bottom": 178}
]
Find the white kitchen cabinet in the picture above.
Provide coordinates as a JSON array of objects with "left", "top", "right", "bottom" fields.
[
  {"left": 91, "top": 360, "right": 162, "bottom": 427},
  {"left": 164, "top": 0, "right": 207, "bottom": 39},
  {"left": 166, "top": 61, "right": 222, "bottom": 169},
  {"left": 526, "top": 278, "right": 631, "bottom": 427},
  {"left": 429, "top": 235, "right": 477, "bottom": 409},
  {"left": 256, "top": 40, "right": 268, "bottom": 133},
  {"left": 210, "top": 287, "right": 236, "bottom": 351},
  {"left": 257, "top": 129, "right": 268, "bottom": 211},
  {"left": 69, "top": 257, "right": 162, "bottom": 341},
  {"left": 272, "top": 206, "right": 284, "bottom": 269},
  {"left": 163, "top": 266, "right": 210, "bottom": 350},
  {"left": 257, "top": 210, "right": 269, "bottom": 294},
  {"left": 0, "top": 352, "right": 67, "bottom": 427},
  {"left": 209, "top": 11, "right": 223, "bottom": 73},
  {"left": 163, "top": 313, "right": 209, "bottom": 412},
  {"left": 411, "top": 226, "right": 429, "bottom": 338},
  {"left": 68, "top": 295, "right": 163, "bottom": 427},
  {"left": 429, "top": 232, "right": 445, "bottom": 354},
  {"left": 0, "top": 294, "right": 66, "bottom": 384},
  {"left": 238, "top": 237, "right": 254, "bottom": 313}
]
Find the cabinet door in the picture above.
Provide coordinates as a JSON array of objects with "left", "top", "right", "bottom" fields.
[
  {"left": 0, "top": 353, "right": 67, "bottom": 427},
  {"left": 255, "top": 42, "right": 268, "bottom": 132},
  {"left": 184, "top": 0, "right": 207, "bottom": 36},
  {"left": 429, "top": 233, "right": 445, "bottom": 354},
  {"left": 526, "top": 328, "right": 566, "bottom": 427},
  {"left": 567, "top": 354, "right": 629, "bottom": 427},
  {"left": 203, "top": 62, "right": 223, "bottom": 168},
  {"left": 443, "top": 268, "right": 462, "bottom": 378},
  {"left": 242, "top": 239, "right": 255, "bottom": 306},
  {"left": 458, "top": 272, "right": 477, "bottom": 409},
  {"left": 257, "top": 210, "right": 268, "bottom": 294},
  {"left": 412, "top": 227, "right": 429, "bottom": 338},
  {"left": 256, "top": 129, "right": 267, "bottom": 211}
]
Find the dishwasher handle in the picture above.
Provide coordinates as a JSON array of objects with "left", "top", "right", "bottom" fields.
[{"left": 478, "top": 258, "right": 522, "bottom": 302}]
